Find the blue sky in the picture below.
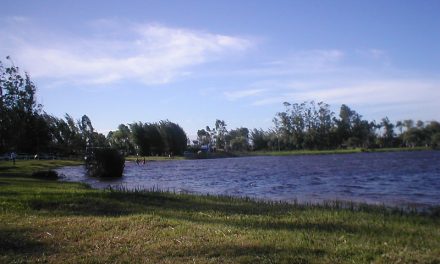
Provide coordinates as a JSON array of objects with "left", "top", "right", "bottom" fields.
[{"left": 1, "top": 0, "right": 439, "bottom": 138}]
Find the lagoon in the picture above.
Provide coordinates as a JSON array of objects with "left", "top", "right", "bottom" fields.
[{"left": 56, "top": 150, "right": 440, "bottom": 208}]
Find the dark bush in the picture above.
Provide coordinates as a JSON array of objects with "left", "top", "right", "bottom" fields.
[
  {"left": 32, "top": 170, "right": 59, "bottom": 180},
  {"left": 85, "top": 148, "right": 125, "bottom": 178}
]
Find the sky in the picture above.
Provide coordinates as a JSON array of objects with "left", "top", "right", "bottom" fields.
[{"left": 1, "top": 0, "right": 439, "bottom": 138}]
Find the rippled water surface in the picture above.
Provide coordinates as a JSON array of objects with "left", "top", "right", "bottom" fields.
[{"left": 56, "top": 151, "right": 440, "bottom": 207}]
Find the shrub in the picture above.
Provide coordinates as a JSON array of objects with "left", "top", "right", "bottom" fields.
[{"left": 85, "top": 148, "right": 125, "bottom": 178}]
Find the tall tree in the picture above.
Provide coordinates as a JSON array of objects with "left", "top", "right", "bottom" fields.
[
  {"left": 226, "top": 127, "right": 250, "bottom": 151},
  {"left": 215, "top": 119, "right": 228, "bottom": 150},
  {"left": 403, "top": 119, "right": 414, "bottom": 131},
  {"left": 129, "top": 122, "right": 149, "bottom": 156},
  {"left": 79, "top": 115, "right": 95, "bottom": 150},
  {"left": 107, "top": 124, "right": 134, "bottom": 156},
  {"left": 0, "top": 57, "right": 47, "bottom": 153},
  {"left": 158, "top": 120, "right": 188, "bottom": 155},
  {"left": 379, "top": 117, "right": 395, "bottom": 147},
  {"left": 197, "top": 129, "right": 211, "bottom": 146},
  {"left": 250, "top": 128, "right": 269, "bottom": 150}
]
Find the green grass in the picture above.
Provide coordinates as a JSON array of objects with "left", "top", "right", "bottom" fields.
[
  {"left": 1, "top": 160, "right": 439, "bottom": 263},
  {"left": 245, "top": 147, "right": 431, "bottom": 157},
  {"left": 0, "top": 159, "right": 82, "bottom": 177},
  {"left": 123, "top": 147, "right": 432, "bottom": 162},
  {"left": 126, "top": 155, "right": 185, "bottom": 162}
]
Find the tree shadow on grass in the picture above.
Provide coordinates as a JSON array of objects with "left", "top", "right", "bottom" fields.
[
  {"left": 0, "top": 166, "right": 15, "bottom": 171},
  {"left": 26, "top": 190, "right": 296, "bottom": 217},
  {"left": 159, "top": 243, "right": 326, "bottom": 263},
  {"left": 18, "top": 189, "right": 415, "bottom": 237},
  {"left": 0, "top": 227, "right": 51, "bottom": 257}
]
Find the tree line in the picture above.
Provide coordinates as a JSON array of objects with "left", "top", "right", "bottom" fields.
[
  {"left": 2, "top": 58, "right": 439, "bottom": 156},
  {"left": 193, "top": 101, "right": 440, "bottom": 152},
  {"left": 107, "top": 121, "right": 187, "bottom": 156},
  {"left": 195, "top": 120, "right": 250, "bottom": 152},
  {"left": 0, "top": 58, "right": 187, "bottom": 157}
]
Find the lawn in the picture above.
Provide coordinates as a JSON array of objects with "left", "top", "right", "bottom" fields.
[
  {"left": 0, "top": 159, "right": 82, "bottom": 177},
  {"left": 1, "top": 160, "right": 439, "bottom": 263}
]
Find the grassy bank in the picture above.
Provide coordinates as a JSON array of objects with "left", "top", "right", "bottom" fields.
[
  {"left": 0, "top": 159, "right": 82, "bottom": 177},
  {"left": 126, "top": 156, "right": 186, "bottom": 162},
  {"left": 244, "top": 146, "right": 431, "bottom": 157},
  {"left": 1, "top": 161, "right": 439, "bottom": 263},
  {"left": 119, "top": 147, "right": 432, "bottom": 162}
]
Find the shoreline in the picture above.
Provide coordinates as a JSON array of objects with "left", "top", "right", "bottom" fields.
[
  {"left": 238, "top": 146, "right": 432, "bottom": 157},
  {"left": 183, "top": 146, "right": 433, "bottom": 160},
  {"left": 1, "top": 160, "right": 440, "bottom": 263}
]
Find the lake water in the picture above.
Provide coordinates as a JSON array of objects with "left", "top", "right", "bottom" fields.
[{"left": 56, "top": 151, "right": 440, "bottom": 208}]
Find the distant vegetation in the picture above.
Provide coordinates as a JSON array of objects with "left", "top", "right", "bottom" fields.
[
  {"left": 1, "top": 58, "right": 439, "bottom": 158},
  {"left": 0, "top": 58, "right": 188, "bottom": 158},
  {"left": 192, "top": 102, "right": 440, "bottom": 152},
  {"left": 109, "top": 120, "right": 188, "bottom": 157}
]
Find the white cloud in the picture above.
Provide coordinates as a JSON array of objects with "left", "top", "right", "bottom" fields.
[
  {"left": 235, "top": 49, "right": 345, "bottom": 77},
  {"left": 285, "top": 79, "right": 440, "bottom": 106},
  {"left": 368, "top": 49, "right": 386, "bottom": 59},
  {"left": 356, "top": 48, "right": 387, "bottom": 60},
  {"left": 250, "top": 78, "right": 440, "bottom": 121},
  {"left": 253, "top": 96, "right": 287, "bottom": 106},
  {"left": 252, "top": 79, "right": 440, "bottom": 104},
  {"left": 224, "top": 88, "right": 266, "bottom": 101},
  {"left": 6, "top": 16, "right": 29, "bottom": 23},
  {"left": 289, "top": 49, "right": 344, "bottom": 69},
  {"left": 0, "top": 20, "right": 252, "bottom": 86},
  {"left": 230, "top": 48, "right": 437, "bottom": 118}
]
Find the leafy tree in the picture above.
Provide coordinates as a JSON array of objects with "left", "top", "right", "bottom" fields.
[
  {"left": 205, "top": 126, "right": 216, "bottom": 147},
  {"left": 197, "top": 129, "right": 211, "bottom": 146},
  {"left": 79, "top": 115, "right": 95, "bottom": 149},
  {"left": 431, "top": 132, "right": 440, "bottom": 149},
  {"left": 250, "top": 129, "right": 268, "bottom": 150},
  {"left": 128, "top": 121, "right": 187, "bottom": 156},
  {"left": 396, "top": 121, "right": 403, "bottom": 135},
  {"left": 158, "top": 120, "right": 188, "bottom": 155},
  {"left": 273, "top": 101, "right": 338, "bottom": 150},
  {"left": 400, "top": 121, "right": 440, "bottom": 148},
  {"left": 425, "top": 121, "right": 440, "bottom": 135},
  {"left": 107, "top": 124, "right": 135, "bottom": 156},
  {"left": 334, "top": 104, "right": 364, "bottom": 147},
  {"left": 379, "top": 117, "right": 395, "bottom": 147},
  {"left": 215, "top": 119, "right": 228, "bottom": 150},
  {"left": 0, "top": 57, "right": 50, "bottom": 153},
  {"left": 144, "top": 123, "right": 163, "bottom": 155},
  {"left": 129, "top": 122, "right": 149, "bottom": 156},
  {"left": 403, "top": 119, "right": 414, "bottom": 132},
  {"left": 226, "top": 127, "right": 250, "bottom": 151},
  {"left": 402, "top": 128, "right": 425, "bottom": 147}
]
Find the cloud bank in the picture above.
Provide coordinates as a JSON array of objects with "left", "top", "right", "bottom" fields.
[
  {"left": 219, "top": 49, "right": 440, "bottom": 121},
  {"left": 0, "top": 18, "right": 252, "bottom": 85}
]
